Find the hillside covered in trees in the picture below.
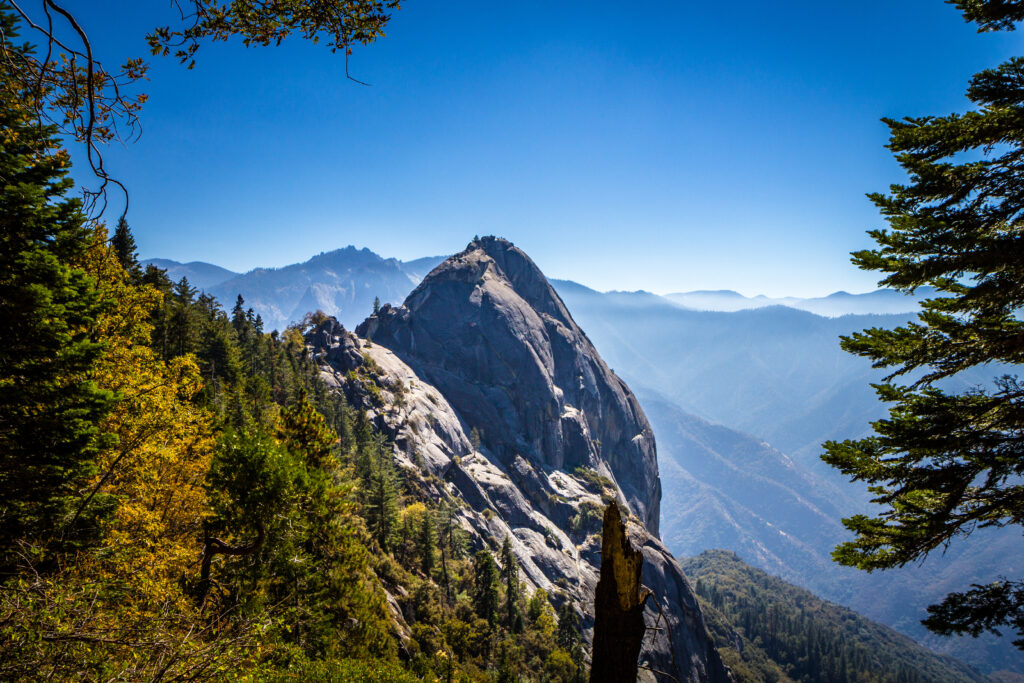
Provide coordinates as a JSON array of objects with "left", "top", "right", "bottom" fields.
[
  {"left": 0, "top": 14, "right": 586, "bottom": 676},
  {"left": 680, "top": 551, "right": 987, "bottom": 683}
]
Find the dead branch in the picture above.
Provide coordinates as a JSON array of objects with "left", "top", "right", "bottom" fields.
[{"left": 196, "top": 519, "right": 266, "bottom": 604}]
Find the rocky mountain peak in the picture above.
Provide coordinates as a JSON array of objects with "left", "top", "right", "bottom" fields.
[
  {"left": 310, "top": 305, "right": 729, "bottom": 681},
  {"left": 357, "top": 236, "right": 662, "bottom": 534}
]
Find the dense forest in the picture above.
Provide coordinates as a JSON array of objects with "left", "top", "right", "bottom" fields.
[
  {"left": 680, "top": 551, "right": 986, "bottom": 683},
  {"left": 0, "top": 10, "right": 586, "bottom": 679}
]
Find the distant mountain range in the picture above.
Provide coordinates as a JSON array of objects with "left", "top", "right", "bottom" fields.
[
  {"left": 665, "top": 287, "right": 936, "bottom": 316},
  {"left": 551, "top": 281, "right": 1020, "bottom": 674},
  {"left": 142, "top": 258, "right": 240, "bottom": 290},
  {"left": 144, "top": 249, "right": 446, "bottom": 330},
  {"left": 143, "top": 253, "right": 938, "bottom": 329},
  {"left": 143, "top": 245, "right": 1023, "bottom": 673}
]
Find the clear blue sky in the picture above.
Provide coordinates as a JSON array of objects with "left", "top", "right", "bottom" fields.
[{"left": 60, "top": 1, "right": 1020, "bottom": 296}]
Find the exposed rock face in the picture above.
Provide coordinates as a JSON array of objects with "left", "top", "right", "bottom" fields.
[
  {"left": 356, "top": 236, "right": 661, "bottom": 535},
  {"left": 310, "top": 237, "right": 731, "bottom": 682}
]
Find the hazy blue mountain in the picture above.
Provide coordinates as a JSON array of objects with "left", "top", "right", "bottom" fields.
[
  {"left": 206, "top": 247, "right": 440, "bottom": 331},
  {"left": 639, "top": 387, "right": 854, "bottom": 579},
  {"left": 664, "top": 289, "right": 802, "bottom": 312},
  {"left": 666, "top": 287, "right": 937, "bottom": 316},
  {"left": 553, "top": 281, "right": 1021, "bottom": 673},
  {"left": 642, "top": 384, "right": 1022, "bottom": 672},
  {"left": 141, "top": 258, "right": 239, "bottom": 290},
  {"left": 552, "top": 280, "right": 994, "bottom": 492},
  {"left": 400, "top": 255, "right": 447, "bottom": 279},
  {"left": 551, "top": 280, "right": 971, "bottom": 479}
]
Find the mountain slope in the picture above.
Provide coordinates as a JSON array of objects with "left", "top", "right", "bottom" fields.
[
  {"left": 141, "top": 258, "right": 239, "bottom": 290},
  {"left": 681, "top": 550, "right": 987, "bottom": 683},
  {"left": 639, "top": 389, "right": 852, "bottom": 585},
  {"left": 552, "top": 283, "right": 1023, "bottom": 673},
  {"left": 339, "top": 236, "right": 730, "bottom": 681}
]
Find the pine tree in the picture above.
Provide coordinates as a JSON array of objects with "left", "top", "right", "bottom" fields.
[
  {"left": 500, "top": 536, "right": 522, "bottom": 632},
  {"left": 436, "top": 500, "right": 459, "bottom": 603},
  {"left": 496, "top": 642, "right": 517, "bottom": 683},
  {"left": 822, "top": 0, "right": 1024, "bottom": 646},
  {"left": 556, "top": 601, "right": 581, "bottom": 652},
  {"left": 556, "top": 601, "right": 585, "bottom": 681},
  {"left": 278, "top": 390, "right": 336, "bottom": 468},
  {"left": 110, "top": 217, "right": 142, "bottom": 281},
  {"left": 168, "top": 277, "right": 200, "bottom": 358},
  {"left": 364, "top": 434, "right": 399, "bottom": 552},
  {"left": 473, "top": 550, "right": 500, "bottom": 628},
  {"left": 0, "top": 12, "right": 118, "bottom": 564},
  {"left": 420, "top": 506, "right": 436, "bottom": 577},
  {"left": 231, "top": 294, "right": 247, "bottom": 334}
]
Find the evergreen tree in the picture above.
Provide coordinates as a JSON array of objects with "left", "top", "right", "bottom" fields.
[
  {"left": 231, "top": 294, "right": 247, "bottom": 334},
  {"left": 556, "top": 602, "right": 581, "bottom": 652},
  {"left": 278, "top": 390, "right": 335, "bottom": 468},
  {"left": 437, "top": 499, "right": 460, "bottom": 603},
  {"left": 364, "top": 434, "right": 399, "bottom": 552},
  {"left": 822, "top": 0, "right": 1024, "bottom": 646},
  {"left": 420, "top": 506, "right": 436, "bottom": 577},
  {"left": 496, "top": 642, "right": 517, "bottom": 683},
  {"left": 557, "top": 601, "right": 585, "bottom": 681},
  {"left": 500, "top": 536, "right": 522, "bottom": 632},
  {"left": 208, "top": 426, "right": 395, "bottom": 661},
  {"left": 168, "top": 277, "right": 200, "bottom": 358},
  {"left": 0, "top": 13, "right": 118, "bottom": 564},
  {"left": 473, "top": 550, "right": 500, "bottom": 628},
  {"left": 110, "top": 216, "right": 141, "bottom": 281}
]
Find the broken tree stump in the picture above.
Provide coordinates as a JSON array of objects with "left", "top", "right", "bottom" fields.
[{"left": 590, "top": 501, "right": 650, "bottom": 683}]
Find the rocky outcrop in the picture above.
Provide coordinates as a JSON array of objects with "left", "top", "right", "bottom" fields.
[
  {"left": 310, "top": 237, "right": 731, "bottom": 682},
  {"left": 356, "top": 236, "right": 661, "bottom": 535}
]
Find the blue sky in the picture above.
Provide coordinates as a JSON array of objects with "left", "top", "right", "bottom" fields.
[{"left": 59, "top": 1, "right": 1020, "bottom": 296}]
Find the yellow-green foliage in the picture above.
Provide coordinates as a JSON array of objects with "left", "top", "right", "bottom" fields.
[
  {"left": 573, "top": 466, "right": 615, "bottom": 494},
  {"left": 0, "top": 146, "right": 586, "bottom": 683}
]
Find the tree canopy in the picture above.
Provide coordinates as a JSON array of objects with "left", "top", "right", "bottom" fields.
[
  {"left": 949, "top": 0, "right": 1024, "bottom": 30},
  {"left": 823, "top": 0, "right": 1024, "bottom": 648},
  {"left": 0, "top": 10, "right": 117, "bottom": 565}
]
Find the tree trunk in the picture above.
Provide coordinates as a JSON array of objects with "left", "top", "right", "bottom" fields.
[{"left": 590, "top": 501, "right": 649, "bottom": 683}]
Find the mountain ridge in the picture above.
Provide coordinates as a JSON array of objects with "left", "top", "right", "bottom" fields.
[{"left": 141, "top": 258, "right": 240, "bottom": 290}]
